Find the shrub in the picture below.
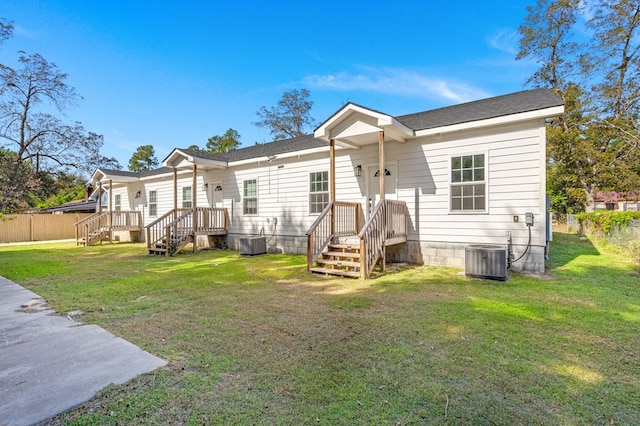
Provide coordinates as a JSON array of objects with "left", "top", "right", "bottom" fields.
[{"left": 575, "top": 210, "right": 640, "bottom": 235}]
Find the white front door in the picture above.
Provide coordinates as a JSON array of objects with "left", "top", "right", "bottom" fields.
[
  {"left": 210, "top": 182, "right": 224, "bottom": 208},
  {"left": 366, "top": 163, "right": 397, "bottom": 218}
]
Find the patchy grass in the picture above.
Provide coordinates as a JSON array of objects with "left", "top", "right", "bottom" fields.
[{"left": 1, "top": 234, "right": 639, "bottom": 425}]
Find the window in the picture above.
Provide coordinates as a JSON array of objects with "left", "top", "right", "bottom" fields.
[
  {"left": 182, "top": 186, "right": 192, "bottom": 208},
  {"left": 450, "top": 154, "right": 486, "bottom": 212},
  {"left": 149, "top": 190, "right": 157, "bottom": 217},
  {"left": 309, "top": 171, "right": 329, "bottom": 214},
  {"left": 114, "top": 194, "right": 121, "bottom": 211},
  {"left": 243, "top": 179, "right": 257, "bottom": 215}
]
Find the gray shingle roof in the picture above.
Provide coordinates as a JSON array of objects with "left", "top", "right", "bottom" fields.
[
  {"left": 395, "top": 88, "right": 563, "bottom": 131},
  {"left": 108, "top": 88, "right": 563, "bottom": 175},
  {"left": 178, "top": 134, "right": 326, "bottom": 164}
]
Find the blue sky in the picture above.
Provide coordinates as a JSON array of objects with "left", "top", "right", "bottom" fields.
[{"left": 2, "top": 1, "right": 540, "bottom": 170}]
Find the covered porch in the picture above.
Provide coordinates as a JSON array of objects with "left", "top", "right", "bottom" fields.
[
  {"left": 147, "top": 150, "right": 229, "bottom": 256},
  {"left": 75, "top": 170, "right": 142, "bottom": 246},
  {"left": 307, "top": 104, "right": 413, "bottom": 278}
]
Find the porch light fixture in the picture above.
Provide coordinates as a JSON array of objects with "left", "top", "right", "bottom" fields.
[
  {"left": 202, "top": 183, "right": 209, "bottom": 191},
  {"left": 214, "top": 185, "right": 223, "bottom": 192},
  {"left": 354, "top": 165, "right": 362, "bottom": 177},
  {"left": 134, "top": 191, "right": 141, "bottom": 198}
]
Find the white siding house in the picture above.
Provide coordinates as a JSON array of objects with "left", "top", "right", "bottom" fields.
[{"left": 88, "top": 89, "right": 563, "bottom": 275}]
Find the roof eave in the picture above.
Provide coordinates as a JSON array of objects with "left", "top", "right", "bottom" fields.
[{"left": 413, "top": 105, "right": 565, "bottom": 138}]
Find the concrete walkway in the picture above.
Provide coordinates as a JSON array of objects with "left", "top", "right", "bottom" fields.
[{"left": 0, "top": 276, "right": 167, "bottom": 425}]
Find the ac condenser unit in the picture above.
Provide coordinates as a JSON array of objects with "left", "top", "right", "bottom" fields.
[
  {"left": 465, "top": 245, "right": 507, "bottom": 281},
  {"left": 239, "top": 236, "right": 267, "bottom": 256}
]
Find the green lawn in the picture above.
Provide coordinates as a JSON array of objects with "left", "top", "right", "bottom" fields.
[{"left": 1, "top": 233, "right": 639, "bottom": 425}]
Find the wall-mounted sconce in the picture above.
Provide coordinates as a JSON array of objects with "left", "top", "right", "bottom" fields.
[
  {"left": 354, "top": 165, "right": 362, "bottom": 177},
  {"left": 214, "top": 185, "right": 223, "bottom": 192},
  {"left": 134, "top": 190, "right": 141, "bottom": 199},
  {"left": 202, "top": 183, "right": 209, "bottom": 191},
  {"left": 374, "top": 168, "right": 391, "bottom": 177}
]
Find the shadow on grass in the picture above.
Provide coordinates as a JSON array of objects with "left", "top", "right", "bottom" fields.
[{"left": 547, "top": 232, "right": 600, "bottom": 270}]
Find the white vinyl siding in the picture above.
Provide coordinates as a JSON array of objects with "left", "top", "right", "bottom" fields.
[
  {"left": 148, "top": 190, "right": 157, "bottom": 217},
  {"left": 450, "top": 153, "right": 486, "bottom": 212},
  {"left": 182, "top": 186, "right": 192, "bottom": 208},
  {"left": 309, "top": 171, "right": 329, "bottom": 214},
  {"left": 243, "top": 179, "right": 257, "bottom": 215}
]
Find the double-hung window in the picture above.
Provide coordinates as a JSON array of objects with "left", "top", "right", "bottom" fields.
[
  {"left": 114, "top": 194, "right": 121, "bottom": 211},
  {"left": 182, "top": 186, "right": 192, "bottom": 208},
  {"left": 243, "top": 179, "right": 257, "bottom": 215},
  {"left": 148, "top": 190, "right": 157, "bottom": 216},
  {"left": 309, "top": 171, "right": 329, "bottom": 214},
  {"left": 450, "top": 154, "right": 486, "bottom": 212}
]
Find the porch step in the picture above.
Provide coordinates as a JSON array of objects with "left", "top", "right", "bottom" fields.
[
  {"left": 328, "top": 243, "right": 360, "bottom": 251},
  {"left": 310, "top": 267, "right": 361, "bottom": 278},
  {"left": 323, "top": 250, "right": 361, "bottom": 259},
  {"left": 316, "top": 259, "right": 360, "bottom": 268}
]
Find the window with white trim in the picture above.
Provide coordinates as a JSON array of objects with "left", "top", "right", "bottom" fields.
[
  {"left": 149, "top": 190, "right": 157, "bottom": 216},
  {"left": 114, "top": 194, "right": 121, "bottom": 211},
  {"left": 182, "top": 186, "right": 192, "bottom": 208},
  {"left": 450, "top": 154, "right": 486, "bottom": 212},
  {"left": 243, "top": 179, "right": 257, "bottom": 215},
  {"left": 309, "top": 171, "right": 329, "bottom": 214}
]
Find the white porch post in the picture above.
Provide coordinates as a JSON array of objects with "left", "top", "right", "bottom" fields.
[{"left": 330, "top": 139, "right": 336, "bottom": 235}]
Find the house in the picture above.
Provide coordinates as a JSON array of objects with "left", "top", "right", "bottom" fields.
[
  {"left": 81, "top": 88, "right": 564, "bottom": 277},
  {"left": 594, "top": 191, "right": 640, "bottom": 211}
]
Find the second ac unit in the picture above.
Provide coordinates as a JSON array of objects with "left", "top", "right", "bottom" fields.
[{"left": 239, "top": 236, "right": 267, "bottom": 256}]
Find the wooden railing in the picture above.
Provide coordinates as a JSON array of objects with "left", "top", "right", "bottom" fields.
[
  {"left": 358, "top": 200, "right": 408, "bottom": 277},
  {"left": 111, "top": 210, "right": 142, "bottom": 229},
  {"left": 146, "top": 209, "right": 191, "bottom": 250},
  {"left": 305, "top": 201, "right": 362, "bottom": 271},
  {"left": 146, "top": 207, "right": 228, "bottom": 255},
  {"left": 75, "top": 210, "right": 142, "bottom": 246}
]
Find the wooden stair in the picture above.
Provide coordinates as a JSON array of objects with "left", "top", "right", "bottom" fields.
[
  {"left": 77, "top": 227, "right": 110, "bottom": 246},
  {"left": 310, "top": 241, "right": 361, "bottom": 278},
  {"left": 148, "top": 231, "right": 193, "bottom": 256}
]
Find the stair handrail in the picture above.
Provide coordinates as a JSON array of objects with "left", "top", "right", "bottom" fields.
[
  {"left": 358, "top": 200, "right": 387, "bottom": 278},
  {"left": 146, "top": 209, "right": 192, "bottom": 250},
  {"left": 357, "top": 199, "right": 409, "bottom": 277},
  {"left": 75, "top": 211, "right": 110, "bottom": 246},
  {"left": 305, "top": 202, "right": 334, "bottom": 271}
]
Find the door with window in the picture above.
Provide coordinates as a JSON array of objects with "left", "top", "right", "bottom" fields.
[
  {"left": 366, "top": 163, "right": 397, "bottom": 218},
  {"left": 209, "top": 182, "right": 224, "bottom": 208}
]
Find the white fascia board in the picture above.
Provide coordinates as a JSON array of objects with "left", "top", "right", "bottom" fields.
[
  {"left": 315, "top": 104, "right": 393, "bottom": 141},
  {"left": 414, "top": 106, "right": 565, "bottom": 138},
  {"left": 162, "top": 149, "right": 227, "bottom": 169},
  {"left": 91, "top": 169, "right": 139, "bottom": 184},
  {"left": 229, "top": 146, "right": 330, "bottom": 167}
]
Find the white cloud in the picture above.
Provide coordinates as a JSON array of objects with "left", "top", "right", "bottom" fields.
[
  {"left": 303, "top": 67, "right": 489, "bottom": 104},
  {"left": 488, "top": 28, "right": 519, "bottom": 55}
]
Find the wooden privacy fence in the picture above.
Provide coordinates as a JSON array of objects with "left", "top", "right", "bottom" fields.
[{"left": 0, "top": 213, "right": 92, "bottom": 243}]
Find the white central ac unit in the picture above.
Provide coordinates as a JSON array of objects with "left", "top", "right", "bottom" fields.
[
  {"left": 239, "top": 236, "right": 267, "bottom": 256},
  {"left": 465, "top": 245, "right": 507, "bottom": 281}
]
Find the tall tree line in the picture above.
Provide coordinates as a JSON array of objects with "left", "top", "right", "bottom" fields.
[
  {"left": 517, "top": 0, "right": 640, "bottom": 212},
  {"left": 0, "top": 17, "right": 119, "bottom": 213}
]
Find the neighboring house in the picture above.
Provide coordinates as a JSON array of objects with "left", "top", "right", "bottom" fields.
[
  {"left": 84, "top": 88, "right": 564, "bottom": 277},
  {"left": 594, "top": 191, "right": 640, "bottom": 211}
]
